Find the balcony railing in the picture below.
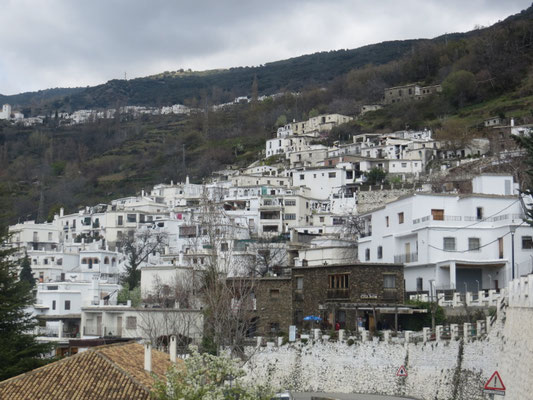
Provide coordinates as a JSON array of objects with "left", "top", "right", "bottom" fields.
[
  {"left": 394, "top": 252, "right": 418, "bottom": 263},
  {"left": 413, "top": 213, "right": 526, "bottom": 225},
  {"left": 83, "top": 326, "right": 102, "bottom": 336},
  {"left": 327, "top": 288, "right": 350, "bottom": 299}
]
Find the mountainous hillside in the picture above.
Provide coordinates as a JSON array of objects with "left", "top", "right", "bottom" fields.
[
  {"left": 2, "top": 39, "right": 428, "bottom": 115},
  {"left": 0, "top": 4, "right": 532, "bottom": 227}
]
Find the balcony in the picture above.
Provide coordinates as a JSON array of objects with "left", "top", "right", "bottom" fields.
[
  {"left": 394, "top": 252, "right": 418, "bottom": 263},
  {"left": 83, "top": 325, "right": 102, "bottom": 336},
  {"left": 327, "top": 288, "right": 350, "bottom": 299},
  {"left": 413, "top": 213, "right": 526, "bottom": 225}
]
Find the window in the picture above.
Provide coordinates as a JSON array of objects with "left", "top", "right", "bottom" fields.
[
  {"left": 270, "top": 323, "right": 280, "bottom": 333},
  {"left": 431, "top": 209, "right": 444, "bottom": 221},
  {"left": 126, "top": 316, "right": 137, "bottom": 329},
  {"left": 522, "top": 236, "right": 533, "bottom": 249},
  {"left": 220, "top": 242, "right": 229, "bottom": 252},
  {"left": 269, "top": 289, "right": 280, "bottom": 299},
  {"left": 319, "top": 216, "right": 325, "bottom": 223},
  {"left": 476, "top": 207, "right": 483, "bottom": 220},
  {"left": 52, "top": 300, "right": 56, "bottom": 310},
  {"left": 499, "top": 237, "right": 504, "bottom": 258},
  {"left": 328, "top": 172, "right": 336, "bottom": 178},
  {"left": 283, "top": 213, "right": 296, "bottom": 220},
  {"left": 332, "top": 217, "right": 344, "bottom": 225},
  {"left": 285, "top": 200, "right": 296, "bottom": 206},
  {"left": 346, "top": 170, "right": 353, "bottom": 179},
  {"left": 398, "top": 212, "right": 404, "bottom": 224},
  {"left": 329, "top": 274, "right": 349, "bottom": 289},
  {"left": 401, "top": 162, "right": 407, "bottom": 168},
  {"left": 416, "top": 277, "right": 423, "bottom": 292},
  {"left": 117, "top": 215, "right": 123, "bottom": 225},
  {"left": 294, "top": 310, "right": 304, "bottom": 324},
  {"left": 468, "top": 237, "right": 481, "bottom": 251},
  {"left": 65, "top": 300, "right": 71, "bottom": 310},
  {"left": 296, "top": 277, "right": 303, "bottom": 290},
  {"left": 386, "top": 216, "right": 389, "bottom": 227},
  {"left": 384, "top": 274, "right": 396, "bottom": 289},
  {"left": 48, "top": 232, "right": 53, "bottom": 241},
  {"left": 299, "top": 174, "right": 305, "bottom": 180},
  {"left": 443, "top": 237, "right": 456, "bottom": 251},
  {"left": 377, "top": 246, "right": 383, "bottom": 259},
  {"left": 365, "top": 248, "right": 370, "bottom": 261},
  {"left": 127, "top": 214, "right": 136, "bottom": 223}
]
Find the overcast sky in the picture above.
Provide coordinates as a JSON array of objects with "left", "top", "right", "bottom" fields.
[{"left": 0, "top": 0, "right": 531, "bottom": 95}]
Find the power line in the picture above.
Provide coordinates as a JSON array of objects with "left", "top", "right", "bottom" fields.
[
  {"left": 428, "top": 220, "right": 527, "bottom": 253},
  {"left": 434, "top": 199, "right": 521, "bottom": 233}
]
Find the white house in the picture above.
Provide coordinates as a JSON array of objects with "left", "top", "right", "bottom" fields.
[
  {"left": 357, "top": 175, "right": 531, "bottom": 293},
  {"left": 292, "top": 162, "right": 358, "bottom": 200},
  {"left": 0, "top": 104, "right": 12, "bottom": 120},
  {"left": 80, "top": 304, "right": 203, "bottom": 343}
]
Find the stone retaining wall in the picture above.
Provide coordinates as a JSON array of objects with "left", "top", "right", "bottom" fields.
[{"left": 243, "top": 278, "right": 533, "bottom": 399}]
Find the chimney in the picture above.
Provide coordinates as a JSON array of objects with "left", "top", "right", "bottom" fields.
[
  {"left": 511, "top": 118, "right": 515, "bottom": 127},
  {"left": 60, "top": 207, "right": 64, "bottom": 218},
  {"left": 169, "top": 335, "right": 177, "bottom": 363},
  {"left": 144, "top": 342, "right": 152, "bottom": 373}
]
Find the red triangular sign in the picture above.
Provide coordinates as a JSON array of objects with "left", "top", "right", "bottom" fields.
[
  {"left": 484, "top": 371, "right": 506, "bottom": 391},
  {"left": 396, "top": 365, "right": 408, "bottom": 377}
]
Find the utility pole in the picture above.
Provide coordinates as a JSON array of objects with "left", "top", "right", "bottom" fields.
[{"left": 182, "top": 144, "right": 186, "bottom": 175}]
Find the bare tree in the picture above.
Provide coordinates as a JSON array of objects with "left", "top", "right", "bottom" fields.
[
  {"left": 185, "top": 193, "right": 259, "bottom": 356},
  {"left": 248, "top": 240, "right": 287, "bottom": 277},
  {"left": 137, "top": 307, "right": 203, "bottom": 351},
  {"left": 120, "top": 229, "right": 167, "bottom": 289}
]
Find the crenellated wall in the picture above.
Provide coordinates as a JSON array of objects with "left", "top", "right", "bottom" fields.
[{"left": 243, "top": 275, "right": 533, "bottom": 400}]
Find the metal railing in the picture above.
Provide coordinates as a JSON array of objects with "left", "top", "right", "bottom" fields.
[{"left": 394, "top": 252, "right": 418, "bottom": 263}]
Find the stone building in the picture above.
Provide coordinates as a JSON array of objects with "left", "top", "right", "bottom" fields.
[
  {"left": 253, "top": 276, "right": 292, "bottom": 337},
  {"left": 291, "top": 263, "right": 404, "bottom": 331},
  {"left": 383, "top": 83, "right": 442, "bottom": 104},
  {"left": 253, "top": 262, "right": 405, "bottom": 336}
]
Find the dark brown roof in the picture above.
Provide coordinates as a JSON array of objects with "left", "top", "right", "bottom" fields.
[{"left": 0, "top": 342, "right": 174, "bottom": 400}]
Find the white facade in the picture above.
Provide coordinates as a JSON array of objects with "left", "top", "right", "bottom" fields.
[
  {"left": 357, "top": 177, "right": 531, "bottom": 293},
  {"left": 292, "top": 163, "right": 357, "bottom": 200},
  {"left": 0, "top": 104, "right": 12, "bottom": 119},
  {"left": 81, "top": 305, "right": 203, "bottom": 342}
]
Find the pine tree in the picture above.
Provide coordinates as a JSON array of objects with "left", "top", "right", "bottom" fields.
[
  {"left": 19, "top": 254, "right": 35, "bottom": 288},
  {"left": 0, "top": 230, "right": 51, "bottom": 381}
]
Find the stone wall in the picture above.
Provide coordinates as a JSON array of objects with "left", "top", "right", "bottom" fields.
[
  {"left": 357, "top": 188, "right": 413, "bottom": 214},
  {"left": 243, "top": 282, "right": 533, "bottom": 400},
  {"left": 255, "top": 277, "right": 293, "bottom": 337}
]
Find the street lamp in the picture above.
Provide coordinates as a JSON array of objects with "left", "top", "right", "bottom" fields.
[
  {"left": 476, "top": 280, "right": 480, "bottom": 293},
  {"left": 510, "top": 225, "right": 517, "bottom": 281}
]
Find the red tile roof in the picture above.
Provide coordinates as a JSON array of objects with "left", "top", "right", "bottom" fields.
[{"left": 0, "top": 341, "right": 174, "bottom": 400}]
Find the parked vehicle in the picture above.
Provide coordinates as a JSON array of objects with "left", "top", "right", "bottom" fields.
[{"left": 271, "top": 392, "right": 292, "bottom": 400}]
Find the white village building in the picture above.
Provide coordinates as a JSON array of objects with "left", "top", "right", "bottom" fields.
[{"left": 357, "top": 174, "right": 532, "bottom": 293}]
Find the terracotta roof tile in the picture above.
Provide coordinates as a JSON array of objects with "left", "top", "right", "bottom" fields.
[{"left": 0, "top": 342, "right": 175, "bottom": 400}]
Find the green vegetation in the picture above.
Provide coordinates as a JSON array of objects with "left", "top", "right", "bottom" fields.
[
  {"left": 117, "top": 284, "right": 142, "bottom": 307},
  {"left": 18, "top": 254, "right": 35, "bottom": 288},
  {"left": 0, "top": 229, "right": 52, "bottom": 380},
  {"left": 364, "top": 167, "right": 387, "bottom": 185},
  {"left": 153, "top": 346, "right": 273, "bottom": 400},
  {"left": 0, "top": 5, "right": 532, "bottom": 224}
]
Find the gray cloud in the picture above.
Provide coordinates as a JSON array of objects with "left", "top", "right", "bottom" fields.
[{"left": 0, "top": 0, "right": 530, "bottom": 95}]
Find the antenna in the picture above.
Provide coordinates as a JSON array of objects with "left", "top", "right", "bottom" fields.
[{"left": 124, "top": 71, "right": 127, "bottom": 80}]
